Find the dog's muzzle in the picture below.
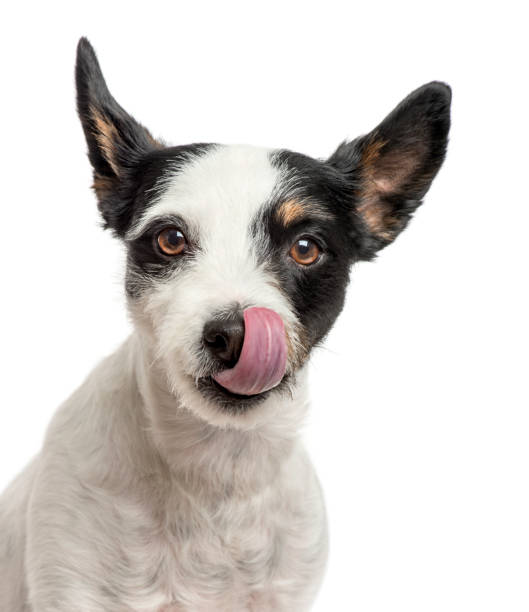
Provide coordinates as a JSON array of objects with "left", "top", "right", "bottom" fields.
[{"left": 203, "top": 307, "right": 287, "bottom": 396}]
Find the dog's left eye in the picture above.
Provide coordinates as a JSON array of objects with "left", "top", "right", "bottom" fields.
[
  {"left": 157, "top": 228, "right": 187, "bottom": 256},
  {"left": 289, "top": 237, "right": 321, "bottom": 266}
]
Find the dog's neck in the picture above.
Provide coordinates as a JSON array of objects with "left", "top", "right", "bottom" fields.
[{"left": 127, "top": 334, "right": 309, "bottom": 502}]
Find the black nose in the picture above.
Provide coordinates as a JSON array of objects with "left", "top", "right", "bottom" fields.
[{"left": 203, "top": 312, "right": 245, "bottom": 367}]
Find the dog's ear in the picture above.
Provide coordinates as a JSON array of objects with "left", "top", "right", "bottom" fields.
[
  {"left": 75, "top": 37, "right": 162, "bottom": 232},
  {"left": 328, "top": 82, "right": 451, "bottom": 258}
]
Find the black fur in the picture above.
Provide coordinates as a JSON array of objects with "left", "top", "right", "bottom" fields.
[{"left": 257, "top": 153, "right": 359, "bottom": 353}]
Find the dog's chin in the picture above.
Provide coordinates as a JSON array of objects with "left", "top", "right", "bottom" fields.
[{"left": 165, "top": 364, "right": 294, "bottom": 429}]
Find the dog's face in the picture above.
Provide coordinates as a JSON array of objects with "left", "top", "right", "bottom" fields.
[{"left": 76, "top": 38, "right": 450, "bottom": 428}]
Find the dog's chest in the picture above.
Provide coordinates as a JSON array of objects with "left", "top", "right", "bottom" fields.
[
  {"left": 131, "top": 470, "right": 327, "bottom": 611},
  {"left": 156, "top": 492, "right": 294, "bottom": 609}
]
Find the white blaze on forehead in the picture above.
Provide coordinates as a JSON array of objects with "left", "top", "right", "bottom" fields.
[{"left": 129, "top": 144, "right": 281, "bottom": 242}]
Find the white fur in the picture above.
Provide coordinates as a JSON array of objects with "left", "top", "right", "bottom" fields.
[
  {"left": 0, "top": 145, "right": 328, "bottom": 611},
  {"left": 128, "top": 145, "right": 281, "bottom": 240}
]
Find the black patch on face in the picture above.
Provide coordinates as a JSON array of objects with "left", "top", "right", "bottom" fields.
[
  {"left": 254, "top": 150, "right": 369, "bottom": 352},
  {"left": 121, "top": 145, "right": 213, "bottom": 297},
  {"left": 271, "top": 149, "right": 379, "bottom": 259},
  {"left": 124, "top": 214, "right": 194, "bottom": 298}
]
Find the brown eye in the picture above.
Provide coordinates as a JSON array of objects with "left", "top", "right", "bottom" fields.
[
  {"left": 157, "top": 228, "right": 187, "bottom": 256},
  {"left": 289, "top": 237, "right": 321, "bottom": 266}
]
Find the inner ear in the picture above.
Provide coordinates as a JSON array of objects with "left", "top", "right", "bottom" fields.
[
  {"left": 88, "top": 105, "right": 123, "bottom": 177},
  {"left": 357, "top": 132, "right": 430, "bottom": 241},
  {"left": 329, "top": 81, "right": 451, "bottom": 250},
  {"left": 362, "top": 134, "right": 428, "bottom": 199}
]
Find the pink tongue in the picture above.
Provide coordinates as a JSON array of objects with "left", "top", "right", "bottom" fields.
[{"left": 213, "top": 307, "right": 287, "bottom": 396}]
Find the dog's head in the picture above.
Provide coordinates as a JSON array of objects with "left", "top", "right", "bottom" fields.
[{"left": 76, "top": 38, "right": 450, "bottom": 428}]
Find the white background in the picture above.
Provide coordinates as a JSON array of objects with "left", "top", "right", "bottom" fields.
[{"left": 1, "top": 2, "right": 528, "bottom": 610}]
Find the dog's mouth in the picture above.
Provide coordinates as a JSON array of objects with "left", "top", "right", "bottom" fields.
[
  {"left": 196, "top": 374, "right": 291, "bottom": 412},
  {"left": 212, "top": 307, "right": 288, "bottom": 396},
  {"left": 194, "top": 307, "right": 290, "bottom": 412},
  {"left": 211, "top": 378, "right": 262, "bottom": 400}
]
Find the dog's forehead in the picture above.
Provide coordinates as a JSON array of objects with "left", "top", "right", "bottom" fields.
[{"left": 131, "top": 144, "right": 283, "bottom": 237}]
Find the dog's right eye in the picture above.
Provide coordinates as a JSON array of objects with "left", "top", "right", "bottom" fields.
[{"left": 157, "top": 228, "right": 187, "bottom": 256}]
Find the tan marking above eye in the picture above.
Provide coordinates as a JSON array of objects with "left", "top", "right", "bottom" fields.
[
  {"left": 276, "top": 199, "right": 306, "bottom": 226},
  {"left": 289, "top": 238, "right": 321, "bottom": 265},
  {"left": 276, "top": 198, "right": 335, "bottom": 228},
  {"left": 157, "top": 228, "right": 187, "bottom": 256}
]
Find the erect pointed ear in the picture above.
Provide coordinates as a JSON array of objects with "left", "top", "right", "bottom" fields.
[
  {"left": 75, "top": 38, "right": 162, "bottom": 231},
  {"left": 328, "top": 82, "right": 451, "bottom": 257}
]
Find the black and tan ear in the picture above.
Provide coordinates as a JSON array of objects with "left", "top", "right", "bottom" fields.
[
  {"left": 329, "top": 82, "right": 451, "bottom": 256},
  {"left": 75, "top": 37, "right": 162, "bottom": 231}
]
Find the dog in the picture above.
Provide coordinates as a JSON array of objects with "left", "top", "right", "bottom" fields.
[{"left": 0, "top": 37, "right": 451, "bottom": 611}]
